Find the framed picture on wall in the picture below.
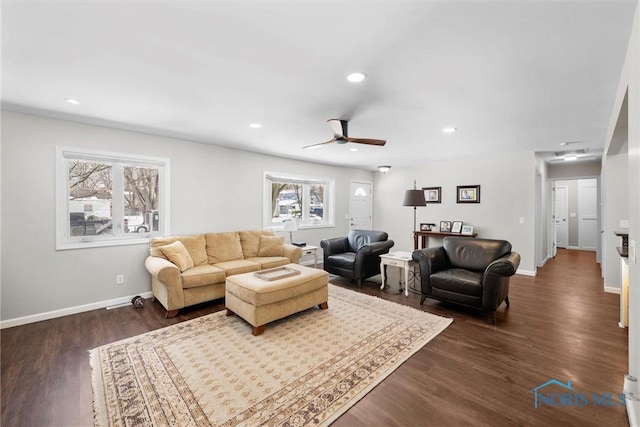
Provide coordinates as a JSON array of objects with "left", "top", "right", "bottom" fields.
[
  {"left": 457, "top": 185, "right": 481, "bottom": 203},
  {"left": 423, "top": 187, "right": 441, "bottom": 203}
]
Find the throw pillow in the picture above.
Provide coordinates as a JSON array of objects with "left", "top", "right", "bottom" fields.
[
  {"left": 159, "top": 241, "right": 195, "bottom": 272},
  {"left": 258, "top": 235, "right": 285, "bottom": 257}
]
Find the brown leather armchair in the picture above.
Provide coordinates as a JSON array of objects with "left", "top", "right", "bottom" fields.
[
  {"left": 321, "top": 230, "right": 394, "bottom": 287},
  {"left": 412, "top": 237, "right": 520, "bottom": 322}
]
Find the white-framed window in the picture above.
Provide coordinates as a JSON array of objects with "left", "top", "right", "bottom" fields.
[
  {"left": 56, "top": 146, "right": 170, "bottom": 250},
  {"left": 263, "top": 171, "right": 335, "bottom": 229}
]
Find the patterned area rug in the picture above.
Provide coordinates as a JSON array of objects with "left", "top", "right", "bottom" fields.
[{"left": 91, "top": 284, "right": 452, "bottom": 426}]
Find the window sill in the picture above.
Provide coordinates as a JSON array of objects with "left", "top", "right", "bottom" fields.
[{"left": 56, "top": 236, "right": 152, "bottom": 251}]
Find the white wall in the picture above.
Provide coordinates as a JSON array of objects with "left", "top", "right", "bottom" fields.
[
  {"left": 603, "top": 1, "right": 639, "bottom": 408},
  {"left": 0, "top": 111, "right": 372, "bottom": 322},
  {"left": 602, "top": 151, "right": 629, "bottom": 290},
  {"left": 373, "top": 151, "right": 537, "bottom": 274}
]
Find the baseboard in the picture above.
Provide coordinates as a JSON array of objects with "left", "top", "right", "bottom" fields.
[
  {"left": 0, "top": 291, "right": 154, "bottom": 329},
  {"left": 605, "top": 286, "right": 621, "bottom": 294},
  {"left": 516, "top": 269, "right": 536, "bottom": 277}
]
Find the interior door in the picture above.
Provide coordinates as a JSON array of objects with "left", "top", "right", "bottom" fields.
[
  {"left": 578, "top": 179, "right": 598, "bottom": 250},
  {"left": 350, "top": 181, "right": 372, "bottom": 230},
  {"left": 554, "top": 185, "right": 569, "bottom": 249}
]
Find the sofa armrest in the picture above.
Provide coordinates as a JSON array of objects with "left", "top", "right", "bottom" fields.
[
  {"left": 283, "top": 244, "right": 303, "bottom": 264},
  {"left": 144, "top": 256, "right": 182, "bottom": 288}
]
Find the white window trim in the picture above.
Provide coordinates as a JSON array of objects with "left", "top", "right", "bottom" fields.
[
  {"left": 263, "top": 171, "right": 335, "bottom": 230},
  {"left": 55, "top": 146, "right": 170, "bottom": 250}
]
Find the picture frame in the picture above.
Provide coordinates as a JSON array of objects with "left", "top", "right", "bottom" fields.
[
  {"left": 461, "top": 224, "right": 474, "bottom": 235},
  {"left": 422, "top": 187, "right": 441, "bottom": 203},
  {"left": 457, "top": 185, "right": 481, "bottom": 203},
  {"left": 440, "top": 221, "right": 452, "bottom": 232},
  {"left": 451, "top": 221, "right": 463, "bottom": 233}
]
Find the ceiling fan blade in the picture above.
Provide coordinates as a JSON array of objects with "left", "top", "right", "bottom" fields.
[
  {"left": 302, "top": 138, "right": 337, "bottom": 150},
  {"left": 344, "top": 137, "right": 387, "bottom": 146},
  {"left": 326, "top": 119, "right": 346, "bottom": 138}
]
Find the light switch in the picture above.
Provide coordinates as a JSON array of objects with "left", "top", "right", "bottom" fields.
[
  {"left": 570, "top": 212, "right": 577, "bottom": 218},
  {"left": 620, "top": 220, "right": 629, "bottom": 229},
  {"left": 519, "top": 217, "right": 525, "bottom": 224}
]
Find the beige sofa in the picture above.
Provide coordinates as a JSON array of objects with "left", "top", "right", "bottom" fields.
[{"left": 144, "top": 230, "right": 302, "bottom": 317}]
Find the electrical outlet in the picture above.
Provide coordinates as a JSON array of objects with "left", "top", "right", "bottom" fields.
[{"left": 116, "top": 274, "right": 125, "bottom": 285}]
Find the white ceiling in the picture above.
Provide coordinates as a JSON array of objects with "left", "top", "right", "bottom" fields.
[{"left": 2, "top": 1, "right": 637, "bottom": 171}]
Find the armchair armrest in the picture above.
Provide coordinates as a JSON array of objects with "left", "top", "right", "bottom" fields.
[
  {"left": 481, "top": 251, "right": 520, "bottom": 310},
  {"left": 484, "top": 252, "right": 521, "bottom": 278},
  {"left": 356, "top": 239, "right": 395, "bottom": 256},
  {"left": 412, "top": 247, "right": 449, "bottom": 294}
]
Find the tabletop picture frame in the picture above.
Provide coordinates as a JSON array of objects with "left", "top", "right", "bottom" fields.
[
  {"left": 461, "top": 224, "right": 474, "bottom": 235},
  {"left": 451, "top": 221, "right": 463, "bottom": 233},
  {"left": 457, "top": 185, "right": 481, "bottom": 203},
  {"left": 440, "top": 221, "right": 452, "bottom": 232},
  {"left": 423, "top": 187, "right": 442, "bottom": 203}
]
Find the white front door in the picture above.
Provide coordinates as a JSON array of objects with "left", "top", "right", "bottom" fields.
[
  {"left": 349, "top": 181, "right": 372, "bottom": 230},
  {"left": 555, "top": 185, "right": 569, "bottom": 249},
  {"left": 578, "top": 178, "right": 598, "bottom": 250}
]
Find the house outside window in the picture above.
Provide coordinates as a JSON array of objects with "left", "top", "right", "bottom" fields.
[
  {"left": 264, "top": 172, "right": 334, "bottom": 229},
  {"left": 56, "top": 147, "right": 170, "bottom": 249}
]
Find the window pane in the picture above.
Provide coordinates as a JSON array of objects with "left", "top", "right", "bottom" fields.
[
  {"left": 271, "top": 182, "right": 302, "bottom": 223},
  {"left": 309, "top": 184, "right": 325, "bottom": 221},
  {"left": 68, "top": 161, "right": 113, "bottom": 236},
  {"left": 124, "top": 165, "right": 160, "bottom": 233}
]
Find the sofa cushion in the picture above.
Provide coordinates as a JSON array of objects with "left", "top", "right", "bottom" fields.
[
  {"left": 206, "top": 232, "right": 244, "bottom": 264},
  {"left": 150, "top": 234, "right": 208, "bottom": 266},
  {"left": 212, "top": 259, "right": 261, "bottom": 276},
  {"left": 258, "top": 235, "right": 285, "bottom": 257},
  {"left": 246, "top": 256, "right": 290, "bottom": 269},
  {"left": 158, "top": 241, "right": 194, "bottom": 272},
  {"left": 430, "top": 268, "right": 483, "bottom": 297},
  {"left": 239, "top": 230, "right": 275, "bottom": 258},
  {"left": 181, "top": 264, "right": 226, "bottom": 289}
]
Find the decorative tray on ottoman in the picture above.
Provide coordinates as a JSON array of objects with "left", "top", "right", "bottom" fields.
[{"left": 254, "top": 266, "right": 301, "bottom": 281}]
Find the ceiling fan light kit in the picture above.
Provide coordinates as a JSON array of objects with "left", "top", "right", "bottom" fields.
[{"left": 302, "top": 119, "right": 386, "bottom": 150}]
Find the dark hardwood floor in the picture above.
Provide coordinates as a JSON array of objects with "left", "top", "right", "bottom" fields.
[{"left": 1, "top": 249, "right": 629, "bottom": 426}]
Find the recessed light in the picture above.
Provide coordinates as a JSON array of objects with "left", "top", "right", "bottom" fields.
[
  {"left": 248, "top": 123, "right": 262, "bottom": 129},
  {"left": 347, "top": 72, "right": 367, "bottom": 83},
  {"left": 64, "top": 98, "right": 80, "bottom": 105},
  {"left": 442, "top": 127, "right": 457, "bottom": 133},
  {"left": 350, "top": 148, "right": 358, "bottom": 152}
]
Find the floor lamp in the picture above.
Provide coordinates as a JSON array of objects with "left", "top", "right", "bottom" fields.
[{"left": 402, "top": 180, "right": 426, "bottom": 235}]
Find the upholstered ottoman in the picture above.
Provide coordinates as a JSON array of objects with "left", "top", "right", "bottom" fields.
[{"left": 225, "top": 264, "right": 329, "bottom": 335}]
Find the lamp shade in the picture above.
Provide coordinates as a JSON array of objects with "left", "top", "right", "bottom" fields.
[
  {"left": 403, "top": 189, "right": 426, "bottom": 207},
  {"left": 282, "top": 220, "right": 298, "bottom": 232}
]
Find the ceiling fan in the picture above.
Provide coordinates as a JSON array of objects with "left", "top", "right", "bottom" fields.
[{"left": 303, "top": 119, "right": 386, "bottom": 149}]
